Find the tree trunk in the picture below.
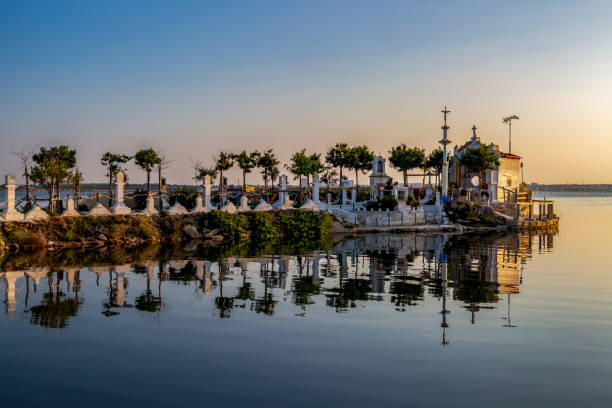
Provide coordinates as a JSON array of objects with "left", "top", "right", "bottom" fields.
[
  {"left": 355, "top": 169, "right": 359, "bottom": 201},
  {"left": 49, "top": 185, "right": 55, "bottom": 213},
  {"left": 339, "top": 166, "right": 343, "bottom": 190},
  {"left": 158, "top": 164, "right": 162, "bottom": 195},
  {"left": 219, "top": 171, "right": 223, "bottom": 207},
  {"left": 25, "top": 173, "right": 30, "bottom": 201},
  {"left": 307, "top": 174, "right": 311, "bottom": 199},
  {"left": 146, "top": 171, "right": 151, "bottom": 195},
  {"left": 109, "top": 172, "right": 113, "bottom": 201},
  {"left": 264, "top": 169, "right": 268, "bottom": 191},
  {"left": 403, "top": 170, "right": 407, "bottom": 186},
  {"left": 242, "top": 171, "right": 246, "bottom": 195}
]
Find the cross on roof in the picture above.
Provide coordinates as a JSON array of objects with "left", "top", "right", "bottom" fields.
[{"left": 471, "top": 125, "right": 478, "bottom": 141}]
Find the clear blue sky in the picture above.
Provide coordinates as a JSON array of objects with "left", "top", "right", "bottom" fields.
[{"left": 1, "top": 0, "right": 611, "bottom": 185}]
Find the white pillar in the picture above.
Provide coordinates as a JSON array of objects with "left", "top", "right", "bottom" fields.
[
  {"left": 203, "top": 175, "right": 212, "bottom": 209},
  {"left": 342, "top": 188, "right": 348, "bottom": 206},
  {"left": 352, "top": 187, "right": 357, "bottom": 204},
  {"left": 312, "top": 174, "right": 320, "bottom": 203},
  {"left": 111, "top": 171, "right": 131, "bottom": 215},
  {"left": 2, "top": 174, "right": 24, "bottom": 222},
  {"left": 1, "top": 271, "right": 23, "bottom": 319},
  {"left": 279, "top": 174, "right": 288, "bottom": 202}
]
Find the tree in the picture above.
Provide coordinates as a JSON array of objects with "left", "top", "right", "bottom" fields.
[
  {"left": 388, "top": 144, "right": 426, "bottom": 186},
  {"left": 426, "top": 148, "right": 444, "bottom": 187},
  {"left": 458, "top": 145, "right": 500, "bottom": 202},
  {"left": 306, "top": 153, "right": 323, "bottom": 197},
  {"left": 134, "top": 148, "right": 161, "bottom": 195},
  {"left": 73, "top": 168, "right": 83, "bottom": 201},
  {"left": 257, "top": 149, "right": 279, "bottom": 191},
  {"left": 30, "top": 146, "right": 77, "bottom": 212},
  {"left": 10, "top": 147, "right": 33, "bottom": 201},
  {"left": 346, "top": 145, "right": 374, "bottom": 196},
  {"left": 101, "top": 152, "right": 132, "bottom": 200},
  {"left": 214, "top": 152, "right": 234, "bottom": 206},
  {"left": 194, "top": 166, "right": 218, "bottom": 184},
  {"left": 269, "top": 166, "right": 280, "bottom": 191},
  {"left": 285, "top": 149, "right": 311, "bottom": 201},
  {"left": 326, "top": 142, "right": 349, "bottom": 188},
  {"left": 320, "top": 165, "right": 338, "bottom": 199},
  {"left": 233, "top": 150, "right": 260, "bottom": 194}
]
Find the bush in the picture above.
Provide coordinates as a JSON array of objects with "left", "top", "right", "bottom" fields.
[
  {"left": 380, "top": 195, "right": 398, "bottom": 211},
  {"left": 169, "top": 186, "right": 198, "bottom": 209},
  {"left": 366, "top": 200, "right": 380, "bottom": 211}
]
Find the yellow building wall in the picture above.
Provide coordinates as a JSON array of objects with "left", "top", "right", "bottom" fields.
[{"left": 498, "top": 157, "right": 521, "bottom": 192}]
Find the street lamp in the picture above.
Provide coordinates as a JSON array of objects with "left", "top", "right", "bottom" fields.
[{"left": 503, "top": 115, "right": 519, "bottom": 154}]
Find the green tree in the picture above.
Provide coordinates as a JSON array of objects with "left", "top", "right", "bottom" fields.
[
  {"left": 72, "top": 168, "right": 83, "bottom": 201},
  {"left": 388, "top": 144, "right": 426, "bottom": 186},
  {"left": 325, "top": 142, "right": 349, "bottom": 188},
  {"left": 269, "top": 166, "right": 280, "bottom": 191},
  {"left": 194, "top": 166, "right": 218, "bottom": 184},
  {"left": 134, "top": 148, "right": 161, "bottom": 195},
  {"left": 30, "top": 145, "right": 77, "bottom": 212},
  {"left": 320, "top": 165, "right": 338, "bottom": 198},
  {"left": 286, "top": 149, "right": 311, "bottom": 200},
  {"left": 101, "top": 152, "right": 132, "bottom": 200},
  {"left": 458, "top": 145, "right": 500, "bottom": 201},
  {"left": 346, "top": 145, "right": 374, "bottom": 196},
  {"left": 306, "top": 153, "right": 323, "bottom": 197},
  {"left": 214, "top": 152, "right": 234, "bottom": 206},
  {"left": 233, "top": 150, "right": 260, "bottom": 194},
  {"left": 426, "top": 148, "right": 444, "bottom": 186},
  {"left": 257, "top": 149, "right": 279, "bottom": 191}
]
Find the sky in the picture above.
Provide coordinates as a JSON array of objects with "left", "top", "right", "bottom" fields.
[{"left": 1, "top": 0, "right": 611, "bottom": 186}]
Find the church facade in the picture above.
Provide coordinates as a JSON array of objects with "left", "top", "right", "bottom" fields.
[{"left": 449, "top": 127, "right": 521, "bottom": 203}]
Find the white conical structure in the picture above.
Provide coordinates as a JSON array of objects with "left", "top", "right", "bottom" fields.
[
  {"left": 191, "top": 195, "right": 207, "bottom": 214},
  {"left": 168, "top": 202, "right": 188, "bottom": 215},
  {"left": 279, "top": 194, "right": 294, "bottom": 210},
  {"left": 61, "top": 197, "right": 80, "bottom": 217},
  {"left": 221, "top": 201, "right": 237, "bottom": 214},
  {"left": 300, "top": 199, "right": 319, "bottom": 211},
  {"left": 254, "top": 199, "right": 273, "bottom": 211},
  {"left": 88, "top": 202, "right": 111, "bottom": 216},
  {"left": 237, "top": 196, "right": 251, "bottom": 212},
  {"left": 141, "top": 195, "right": 159, "bottom": 216},
  {"left": 24, "top": 205, "right": 49, "bottom": 222}
]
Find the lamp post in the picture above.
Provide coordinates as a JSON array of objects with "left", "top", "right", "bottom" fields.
[{"left": 503, "top": 115, "right": 519, "bottom": 154}]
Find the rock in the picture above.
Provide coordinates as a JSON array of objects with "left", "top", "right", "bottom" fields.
[
  {"left": 203, "top": 229, "right": 220, "bottom": 238},
  {"left": 210, "top": 234, "right": 224, "bottom": 242},
  {"left": 183, "top": 224, "right": 201, "bottom": 239}
]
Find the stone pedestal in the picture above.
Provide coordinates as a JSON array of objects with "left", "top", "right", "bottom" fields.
[
  {"left": 237, "top": 196, "right": 251, "bottom": 212},
  {"left": 341, "top": 188, "right": 348, "bottom": 206},
  {"left": 221, "top": 201, "right": 237, "bottom": 213},
  {"left": 111, "top": 171, "right": 131, "bottom": 215},
  {"left": 2, "top": 174, "right": 24, "bottom": 222},
  {"left": 191, "top": 195, "right": 207, "bottom": 213},
  {"left": 254, "top": 199, "right": 273, "bottom": 211},
  {"left": 278, "top": 174, "right": 288, "bottom": 202},
  {"left": 142, "top": 195, "right": 159, "bottom": 216},
  {"left": 61, "top": 197, "right": 80, "bottom": 217}
]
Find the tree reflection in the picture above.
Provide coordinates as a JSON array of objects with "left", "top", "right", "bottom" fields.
[{"left": 29, "top": 272, "right": 81, "bottom": 329}]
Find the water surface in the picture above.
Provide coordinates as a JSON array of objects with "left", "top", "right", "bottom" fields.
[{"left": 1, "top": 196, "right": 611, "bottom": 407}]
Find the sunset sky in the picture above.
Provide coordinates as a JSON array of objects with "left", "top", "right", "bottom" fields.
[{"left": 1, "top": 0, "right": 611, "bottom": 185}]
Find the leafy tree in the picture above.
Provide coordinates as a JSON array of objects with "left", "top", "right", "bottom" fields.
[
  {"left": 257, "top": 149, "right": 279, "bottom": 191},
  {"left": 233, "top": 150, "right": 260, "bottom": 194},
  {"left": 306, "top": 152, "right": 323, "bottom": 196},
  {"left": 72, "top": 168, "right": 83, "bottom": 201},
  {"left": 325, "top": 142, "right": 349, "bottom": 188},
  {"left": 214, "top": 152, "right": 234, "bottom": 206},
  {"left": 269, "top": 166, "right": 280, "bottom": 191},
  {"left": 458, "top": 145, "right": 500, "bottom": 201},
  {"left": 194, "top": 166, "right": 218, "bottom": 184},
  {"left": 388, "top": 144, "right": 426, "bottom": 186},
  {"left": 286, "top": 149, "right": 311, "bottom": 200},
  {"left": 30, "top": 145, "right": 77, "bottom": 212},
  {"left": 426, "top": 148, "right": 444, "bottom": 186},
  {"left": 346, "top": 145, "right": 374, "bottom": 195},
  {"left": 134, "top": 148, "right": 161, "bottom": 195},
  {"left": 101, "top": 152, "right": 132, "bottom": 200},
  {"left": 320, "top": 165, "right": 338, "bottom": 198}
]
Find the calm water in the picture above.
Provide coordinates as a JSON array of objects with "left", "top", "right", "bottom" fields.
[{"left": 1, "top": 196, "right": 611, "bottom": 407}]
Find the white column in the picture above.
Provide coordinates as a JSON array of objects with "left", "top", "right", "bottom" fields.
[
  {"left": 2, "top": 174, "right": 24, "bottom": 222},
  {"left": 312, "top": 174, "right": 320, "bottom": 203},
  {"left": 111, "top": 171, "right": 131, "bottom": 215},
  {"left": 203, "top": 175, "right": 212, "bottom": 209},
  {"left": 342, "top": 188, "right": 348, "bottom": 206},
  {"left": 279, "top": 174, "right": 288, "bottom": 202}
]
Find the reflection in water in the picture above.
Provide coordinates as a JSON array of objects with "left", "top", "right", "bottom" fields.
[{"left": 1, "top": 231, "right": 556, "bottom": 339}]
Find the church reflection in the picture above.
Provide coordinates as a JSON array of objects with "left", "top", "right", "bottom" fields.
[{"left": 1, "top": 231, "right": 556, "bottom": 341}]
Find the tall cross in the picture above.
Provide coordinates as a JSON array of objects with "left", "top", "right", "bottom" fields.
[
  {"left": 441, "top": 106, "right": 450, "bottom": 130},
  {"left": 471, "top": 125, "right": 478, "bottom": 140}
]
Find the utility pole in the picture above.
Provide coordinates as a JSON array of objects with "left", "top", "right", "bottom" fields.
[
  {"left": 439, "top": 107, "right": 452, "bottom": 198},
  {"left": 503, "top": 115, "right": 519, "bottom": 154}
]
